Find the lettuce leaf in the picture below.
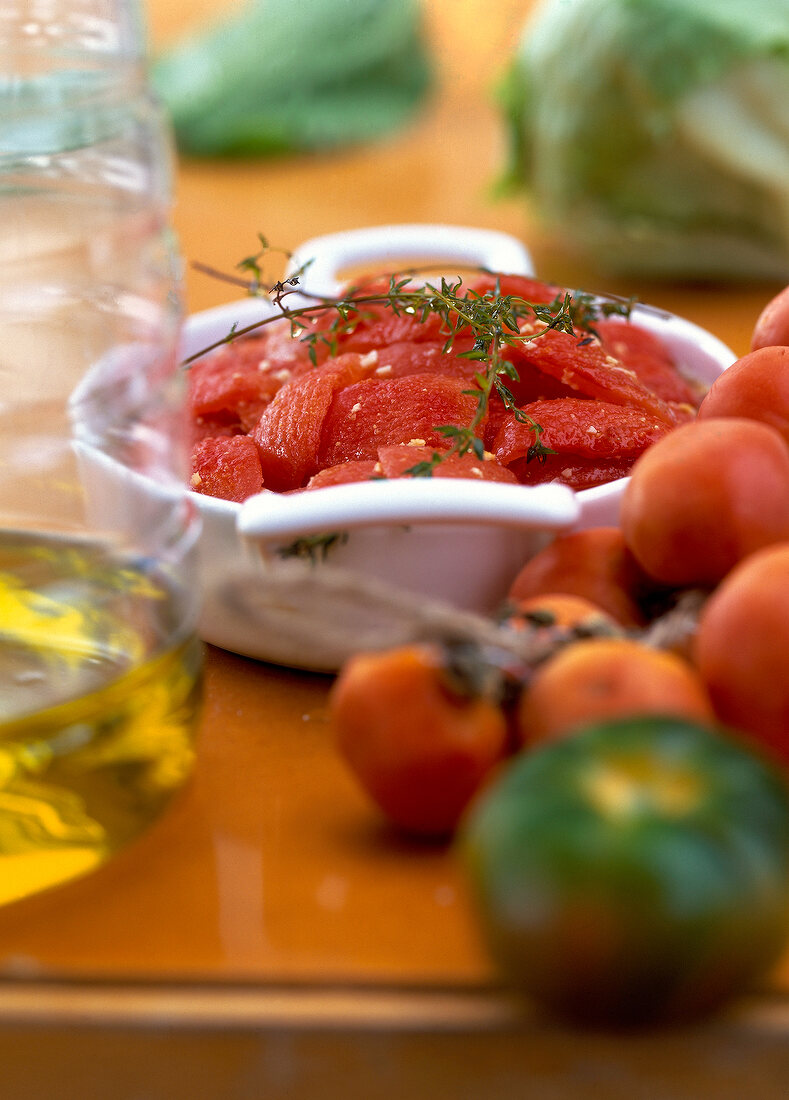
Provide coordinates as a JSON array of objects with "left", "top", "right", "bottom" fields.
[{"left": 152, "top": 0, "right": 432, "bottom": 157}]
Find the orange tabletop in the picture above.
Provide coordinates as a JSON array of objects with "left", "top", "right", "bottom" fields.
[{"left": 1, "top": 2, "right": 789, "bottom": 1097}]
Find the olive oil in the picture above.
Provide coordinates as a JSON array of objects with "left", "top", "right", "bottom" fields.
[{"left": 0, "top": 530, "right": 202, "bottom": 905}]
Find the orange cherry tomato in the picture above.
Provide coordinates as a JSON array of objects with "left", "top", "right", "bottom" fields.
[
  {"left": 330, "top": 644, "right": 509, "bottom": 836},
  {"left": 693, "top": 543, "right": 789, "bottom": 767},
  {"left": 751, "top": 284, "right": 789, "bottom": 351},
  {"left": 508, "top": 527, "right": 659, "bottom": 629},
  {"left": 516, "top": 637, "right": 714, "bottom": 748},
  {"left": 620, "top": 418, "right": 789, "bottom": 587},
  {"left": 698, "top": 346, "right": 789, "bottom": 447}
]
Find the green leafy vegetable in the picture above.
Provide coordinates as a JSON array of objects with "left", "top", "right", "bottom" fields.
[
  {"left": 500, "top": 0, "right": 789, "bottom": 280},
  {"left": 152, "top": 0, "right": 432, "bottom": 157}
]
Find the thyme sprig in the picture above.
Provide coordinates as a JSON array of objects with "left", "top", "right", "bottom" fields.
[{"left": 187, "top": 240, "right": 636, "bottom": 476}]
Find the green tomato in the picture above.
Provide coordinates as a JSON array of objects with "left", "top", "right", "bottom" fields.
[{"left": 460, "top": 716, "right": 789, "bottom": 1027}]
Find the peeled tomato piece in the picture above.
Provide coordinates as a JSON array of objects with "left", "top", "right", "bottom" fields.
[
  {"left": 511, "top": 453, "right": 634, "bottom": 491},
  {"left": 361, "top": 338, "right": 480, "bottom": 380},
  {"left": 514, "top": 328, "right": 683, "bottom": 425},
  {"left": 252, "top": 353, "right": 377, "bottom": 491},
  {"left": 304, "top": 459, "right": 381, "bottom": 489},
  {"left": 190, "top": 435, "right": 264, "bottom": 503},
  {"left": 493, "top": 398, "right": 672, "bottom": 466},
  {"left": 377, "top": 443, "right": 518, "bottom": 482},
  {"left": 594, "top": 320, "right": 699, "bottom": 407},
  {"left": 318, "top": 373, "right": 481, "bottom": 468},
  {"left": 188, "top": 322, "right": 312, "bottom": 422}
]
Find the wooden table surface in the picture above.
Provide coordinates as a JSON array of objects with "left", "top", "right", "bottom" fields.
[{"left": 2, "top": 2, "right": 789, "bottom": 1097}]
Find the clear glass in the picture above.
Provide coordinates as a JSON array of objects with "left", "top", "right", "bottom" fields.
[
  {"left": 0, "top": 0, "right": 147, "bottom": 111},
  {"left": 0, "top": 9, "right": 202, "bottom": 906},
  {"left": 0, "top": 0, "right": 146, "bottom": 57}
]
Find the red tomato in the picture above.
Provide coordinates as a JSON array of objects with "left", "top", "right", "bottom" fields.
[
  {"left": 509, "top": 527, "right": 659, "bottom": 629},
  {"left": 516, "top": 637, "right": 714, "bottom": 748},
  {"left": 492, "top": 398, "right": 670, "bottom": 489},
  {"left": 694, "top": 543, "right": 789, "bottom": 766},
  {"left": 330, "top": 644, "right": 509, "bottom": 836},
  {"left": 509, "top": 328, "right": 681, "bottom": 424},
  {"left": 252, "top": 353, "right": 377, "bottom": 491},
  {"left": 595, "top": 319, "right": 699, "bottom": 407},
  {"left": 751, "top": 284, "right": 789, "bottom": 351},
  {"left": 698, "top": 346, "right": 789, "bottom": 447},
  {"left": 620, "top": 418, "right": 789, "bottom": 587},
  {"left": 304, "top": 459, "right": 380, "bottom": 489},
  {"left": 377, "top": 444, "right": 517, "bottom": 483}
]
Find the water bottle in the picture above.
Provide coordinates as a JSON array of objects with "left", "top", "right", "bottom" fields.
[{"left": 0, "top": 1, "right": 202, "bottom": 905}]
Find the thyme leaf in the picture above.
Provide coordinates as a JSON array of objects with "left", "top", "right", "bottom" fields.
[{"left": 276, "top": 531, "right": 348, "bottom": 564}]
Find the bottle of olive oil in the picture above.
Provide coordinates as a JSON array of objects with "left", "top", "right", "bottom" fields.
[
  {"left": 0, "top": 2, "right": 202, "bottom": 904},
  {"left": 0, "top": 532, "right": 202, "bottom": 905}
]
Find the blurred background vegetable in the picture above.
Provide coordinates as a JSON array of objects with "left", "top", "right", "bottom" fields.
[
  {"left": 152, "top": 0, "right": 432, "bottom": 157},
  {"left": 461, "top": 715, "right": 789, "bottom": 1027},
  {"left": 500, "top": 0, "right": 789, "bottom": 281}
]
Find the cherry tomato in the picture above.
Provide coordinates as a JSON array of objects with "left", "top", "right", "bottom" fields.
[
  {"left": 461, "top": 716, "right": 789, "bottom": 1026},
  {"left": 516, "top": 637, "right": 714, "bottom": 747},
  {"left": 698, "top": 346, "right": 789, "bottom": 447},
  {"left": 620, "top": 418, "right": 789, "bottom": 587},
  {"left": 694, "top": 542, "right": 789, "bottom": 767},
  {"left": 330, "top": 643, "right": 509, "bottom": 836},
  {"left": 751, "top": 284, "right": 789, "bottom": 350},
  {"left": 509, "top": 527, "right": 662, "bottom": 629}
]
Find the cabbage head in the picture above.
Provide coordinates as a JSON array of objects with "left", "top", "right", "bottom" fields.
[{"left": 501, "top": 0, "right": 789, "bottom": 280}]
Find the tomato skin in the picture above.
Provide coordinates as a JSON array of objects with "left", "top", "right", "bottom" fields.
[
  {"left": 516, "top": 637, "right": 714, "bottom": 747},
  {"left": 330, "top": 645, "right": 509, "bottom": 837},
  {"left": 460, "top": 716, "right": 789, "bottom": 1027},
  {"left": 751, "top": 284, "right": 789, "bottom": 350},
  {"left": 509, "top": 527, "right": 659, "bottom": 629},
  {"left": 694, "top": 543, "right": 789, "bottom": 766},
  {"left": 698, "top": 346, "right": 789, "bottom": 447},
  {"left": 620, "top": 418, "right": 789, "bottom": 587}
]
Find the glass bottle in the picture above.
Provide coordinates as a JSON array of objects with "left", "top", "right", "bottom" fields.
[{"left": 0, "top": 0, "right": 202, "bottom": 905}]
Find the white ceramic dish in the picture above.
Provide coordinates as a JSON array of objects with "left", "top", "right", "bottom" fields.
[{"left": 182, "top": 224, "right": 736, "bottom": 670}]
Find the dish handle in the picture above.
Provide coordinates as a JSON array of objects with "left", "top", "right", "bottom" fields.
[
  {"left": 286, "top": 223, "right": 535, "bottom": 298},
  {"left": 237, "top": 479, "right": 579, "bottom": 543}
]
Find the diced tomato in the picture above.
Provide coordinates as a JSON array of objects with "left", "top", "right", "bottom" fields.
[
  {"left": 186, "top": 271, "right": 704, "bottom": 504},
  {"left": 303, "top": 274, "right": 561, "bottom": 361},
  {"left": 497, "top": 348, "right": 585, "bottom": 405},
  {"left": 302, "top": 278, "right": 448, "bottom": 358},
  {"left": 190, "top": 435, "right": 264, "bottom": 503},
  {"left": 467, "top": 273, "right": 563, "bottom": 304},
  {"left": 318, "top": 374, "right": 481, "bottom": 468},
  {"left": 190, "top": 413, "right": 244, "bottom": 446},
  {"left": 596, "top": 319, "right": 674, "bottom": 366},
  {"left": 483, "top": 346, "right": 590, "bottom": 448}
]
